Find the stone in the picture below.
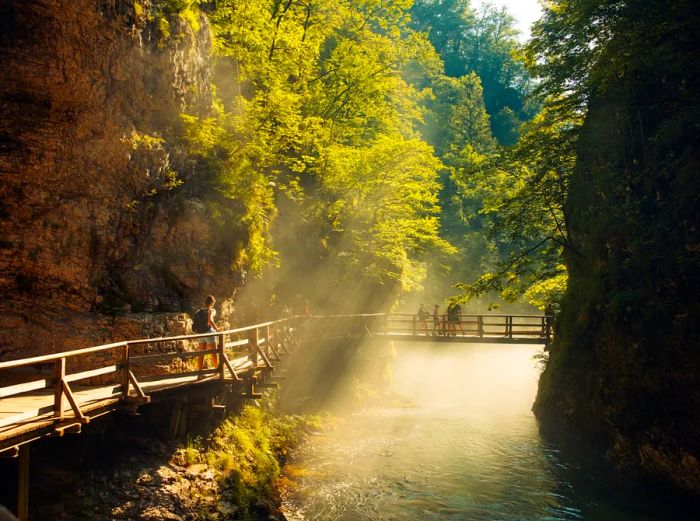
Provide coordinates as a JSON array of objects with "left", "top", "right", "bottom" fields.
[{"left": 0, "top": 0, "right": 241, "bottom": 364}]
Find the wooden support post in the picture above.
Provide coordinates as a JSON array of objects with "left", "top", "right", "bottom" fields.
[
  {"left": 250, "top": 334, "right": 274, "bottom": 370},
  {"left": 217, "top": 334, "right": 225, "bottom": 380},
  {"left": 507, "top": 316, "right": 513, "bottom": 339},
  {"left": 61, "top": 381, "right": 87, "bottom": 423},
  {"left": 54, "top": 358, "right": 65, "bottom": 420},
  {"left": 222, "top": 355, "right": 242, "bottom": 381},
  {"left": 249, "top": 329, "right": 259, "bottom": 367},
  {"left": 270, "top": 324, "right": 277, "bottom": 356},
  {"left": 120, "top": 344, "right": 130, "bottom": 398},
  {"left": 127, "top": 370, "right": 149, "bottom": 401},
  {"left": 17, "top": 444, "right": 29, "bottom": 521},
  {"left": 278, "top": 329, "right": 288, "bottom": 356},
  {"left": 477, "top": 315, "right": 484, "bottom": 337},
  {"left": 268, "top": 339, "right": 281, "bottom": 361},
  {"left": 169, "top": 398, "right": 188, "bottom": 439},
  {"left": 242, "top": 375, "right": 262, "bottom": 399},
  {"left": 265, "top": 325, "right": 271, "bottom": 359}
]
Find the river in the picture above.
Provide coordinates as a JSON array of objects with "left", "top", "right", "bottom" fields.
[{"left": 279, "top": 341, "right": 689, "bottom": 521}]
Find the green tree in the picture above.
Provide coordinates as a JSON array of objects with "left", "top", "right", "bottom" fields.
[
  {"left": 456, "top": 106, "right": 579, "bottom": 309},
  {"left": 411, "top": 0, "right": 534, "bottom": 144},
  {"left": 423, "top": 73, "right": 496, "bottom": 156},
  {"left": 188, "top": 0, "right": 452, "bottom": 306}
]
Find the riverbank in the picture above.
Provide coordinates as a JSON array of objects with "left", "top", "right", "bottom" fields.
[{"left": 28, "top": 400, "right": 323, "bottom": 520}]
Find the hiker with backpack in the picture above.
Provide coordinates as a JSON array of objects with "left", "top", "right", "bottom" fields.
[{"left": 193, "top": 295, "right": 220, "bottom": 372}]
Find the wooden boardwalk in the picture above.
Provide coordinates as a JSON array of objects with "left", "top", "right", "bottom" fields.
[
  {"left": 312, "top": 313, "right": 553, "bottom": 345},
  {"left": 0, "top": 320, "right": 291, "bottom": 455},
  {"left": 0, "top": 312, "right": 551, "bottom": 520},
  {"left": 0, "top": 312, "right": 551, "bottom": 452}
]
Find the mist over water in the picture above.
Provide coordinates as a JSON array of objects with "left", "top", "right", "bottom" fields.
[{"left": 280, "top": 342, "right": 683, "bottom": 521}]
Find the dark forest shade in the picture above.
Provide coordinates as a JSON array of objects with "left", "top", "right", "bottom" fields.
[{"left": 535, "top": 0, "right": 700, "bottom": 494}]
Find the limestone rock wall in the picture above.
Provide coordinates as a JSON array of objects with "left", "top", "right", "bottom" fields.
[
  {"left": 0, "top": 0, "right": 239, "bottom": 360},
  {"left": 534, "top": 1, "right": 700, "bottom": 494}
]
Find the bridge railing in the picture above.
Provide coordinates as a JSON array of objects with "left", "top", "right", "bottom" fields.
[
  {"left": 383, "top": 313, "right": 552, "bottom": 341},
  {"left": 0, "top": 317, "right": 299, "bottom": 432},
  {"left": 304, "top": 313, "right": 386, "bottom": 339},
  {"left": 0, "top": 312, "right": 553, "bottom": 434}
]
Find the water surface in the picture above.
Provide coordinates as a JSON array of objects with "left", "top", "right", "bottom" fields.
[{"left": 281, "top": 342, "right": 690, "bottom": 520}]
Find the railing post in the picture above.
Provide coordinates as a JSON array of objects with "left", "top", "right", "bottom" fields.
[
  {"left": 217, "top": 334, "right": 225, "bottom": 380},
  {"left": 477, "top": 315, "right": 484, "bottom": 337},
  {"left": 249, "top": 328, "right": 259, "bottom": 367},
  {"left": 120, "top": 344, "right": 130, "bottom": 399},
  {"left": 508, "top": 316, "right": 513, "bottom": 339},
  {"left": 265, "top": 324, "right": 271, "bottom": 359},
  {"left": 54, "top": 357, "right": 65, "bottom": 420}
]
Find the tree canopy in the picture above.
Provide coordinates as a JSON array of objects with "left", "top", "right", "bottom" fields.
[{"left": 161, "top": 0, "right": 558, "bottom": 311}]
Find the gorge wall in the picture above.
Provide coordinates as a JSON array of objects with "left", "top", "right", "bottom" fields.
[
  {"left": 0, "top": 0, "right": 242, "bottom": 360},
  {"left": 534, "top": 1, "right": 700, "bottom": 495}
]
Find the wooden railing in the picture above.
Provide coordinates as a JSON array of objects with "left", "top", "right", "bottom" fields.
[
  {"left": 0, "top": 312, "right": 551, "bottom": 441},
  {"left": 0, "top": 311, "right": 552, "bottom": 521},
  {"left": 381, "top": 313, "right": 553, "bottom": 342},
  {"left": 0, "top": 317, "right": 299, "bottom": 437}
]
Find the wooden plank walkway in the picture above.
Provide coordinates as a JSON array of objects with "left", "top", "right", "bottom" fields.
[
  {"left": 0, "top": 318, "right": 293, "bottom": 455},
  {"left": 0, "top": 357, "right": 266, "bottom": 443}
]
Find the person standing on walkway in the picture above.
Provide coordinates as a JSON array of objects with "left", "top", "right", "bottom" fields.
[
  {"left": 447, "top": 301, "right": 464, "bottom": 336},
  {"left": 432, "top": 304, "right": 441, "bottom": 336},
  {"left": 194, "top": 295, "right": 220, "bottom": 372},
  {"left": 417, "top": 303, "right": 429, "bottom": 335}
]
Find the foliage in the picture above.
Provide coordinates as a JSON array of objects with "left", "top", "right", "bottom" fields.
[
  {"left": 317, "top": 135, "right": 454, "bottom": 290},
  {"left": 185, "top": 0, "right": 455, "bottom": 298},
  {"left": 411, "top": 0, "right": 535, "bottom": 144},
  {"left": 406, "top": 0, "right": 550, "bottom": 307},
  {"left": 530, "top": 3, "right": 700, "bottom": 490},
  {"left": 212, "top": 406, "right": 320, "bottom": 519},
  {"left": 456, "top": 106, "right": 580, "bottom": 308},
  {"left": 462, "top": 0, "right": 693, "bottom": 309},
  {"left": 422, "top": 73, "right": 496, "bottom": 156},
  {"left": 179, "top": 403, "right": 324, "bottom": 520},
  {"left": 164, "top": 0, "right": 565, "bottom": 308},
  {"left": 180, "top": 105, "right": 278, "bottom": 274}
]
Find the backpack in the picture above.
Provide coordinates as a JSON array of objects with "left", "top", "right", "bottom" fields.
[{"left": 193, "top": 308, "right": 209, "bottom": 333}]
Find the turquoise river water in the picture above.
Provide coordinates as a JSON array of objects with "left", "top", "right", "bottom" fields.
[{"left": 280, "top": 342, "right": 693, "bottom": 521}]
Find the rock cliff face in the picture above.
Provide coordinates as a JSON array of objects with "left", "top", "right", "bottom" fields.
[
  {"left": 0, "top": 0, "right": 240, "bottom": 359},
  {"left": 534, "top": 1, "right": 700, "bottom": 494}
]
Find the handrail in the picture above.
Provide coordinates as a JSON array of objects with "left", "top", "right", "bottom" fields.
[
  {"left": 0, "top": 317, "right": 296, "bottom": 370},
  {"left": 0, "top": 313, "right": 552, "bottom": 372},
  {"left": 124, "top": 317, "right": 294, "bottom": 346},
  {"left": 387, "top": 313, "right": 553, "bottom": 319},
  {"left": 0, "top": 312, "right": 553, "bottom": 444},
  {"left": 0, "top": 316, "right": 304, "bottom": 434},
  {"left": 0, "top": 341, "right": 129, "bottom": 370},
  {"left": 310, "top": 313, "right": 385, "bottom": 318}
]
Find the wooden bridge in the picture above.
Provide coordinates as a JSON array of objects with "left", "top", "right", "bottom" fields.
[
  {"left": 380, "top": 313, "right": 552, "bottom": 343},
  {"left": 0, "top": 312, "right": 551, "bottom": 520}
]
